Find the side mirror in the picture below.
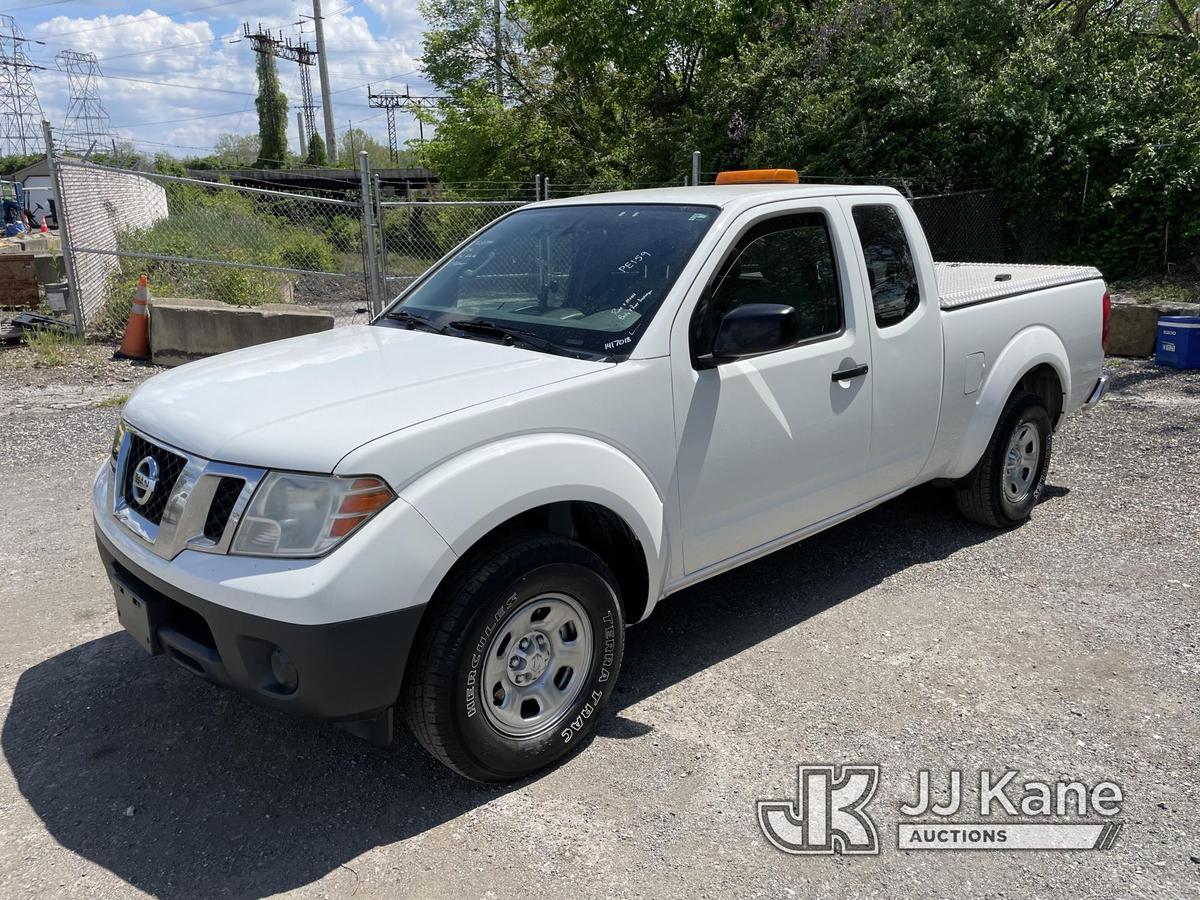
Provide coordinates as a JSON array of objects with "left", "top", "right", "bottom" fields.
[{"left": 703, "top": 303, "right": 800, "bottom": 365}]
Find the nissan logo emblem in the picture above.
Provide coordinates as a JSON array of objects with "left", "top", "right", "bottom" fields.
[{"left": 131, "top": 455, "right": 159, "bottom": 506}]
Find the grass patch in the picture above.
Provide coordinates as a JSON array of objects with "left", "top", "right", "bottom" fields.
[
  {"left": 23, "top": 329, "right": 83, "bottom": 367},
  {"left": 94, "top": 394, "right": 128, "bottom": 408}
]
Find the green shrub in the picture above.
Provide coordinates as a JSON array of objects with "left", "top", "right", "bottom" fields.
[
  {"left": 322, "top": 214, "right": 362, "bottom": 253},
  {"left": 274, "top": 232, "right": 336, "bottom": 272},
  {"left": 208, "top": 266, "right": 285, "bottom": 306}
]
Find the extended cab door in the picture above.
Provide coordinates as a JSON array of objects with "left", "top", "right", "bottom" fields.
[
  {"left": 671, "top": 200, "right": 873, "bottom": 575},
  {"left": 839, "top": 197, "right": 943, "bottom": 499}
]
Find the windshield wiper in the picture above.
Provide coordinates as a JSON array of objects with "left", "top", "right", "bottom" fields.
[
  {"left": 447, "top": 319, "right": 579, "bottom": 357},
  {"left": 382, "top": 309, "right": 449, "bottom": 333}
]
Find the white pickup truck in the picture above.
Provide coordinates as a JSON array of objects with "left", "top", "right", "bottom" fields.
[{"left": 93, "top": 171, "right": 1110, "bottom": 781}]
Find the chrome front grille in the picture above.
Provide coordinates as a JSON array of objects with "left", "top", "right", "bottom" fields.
[
  {"left": 110, "top": 424, "right": 266, "bottom": 560},
  {"left": 121, "top": 433, "right": 188, "bottom": 525}
]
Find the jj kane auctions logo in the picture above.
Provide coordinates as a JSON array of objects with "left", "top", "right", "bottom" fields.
[{"left": 757, "top": 765, "right": 1124, "bottom": 855}]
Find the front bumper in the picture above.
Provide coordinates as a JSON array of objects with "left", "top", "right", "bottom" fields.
[{"left": 96, "top": 524, "right": 425, "bottom": 745}]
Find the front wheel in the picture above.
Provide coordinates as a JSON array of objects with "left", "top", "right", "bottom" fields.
[
  {"left": 955, "top": 392, "right": 1052, "bottom": 528},
  {"left": 401, "top": 533, "right": 625, "bottom": 782}
]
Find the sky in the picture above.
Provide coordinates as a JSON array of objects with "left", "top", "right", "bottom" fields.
[{"left": 3, "top": 0, "right": 436, "bottom": 159}]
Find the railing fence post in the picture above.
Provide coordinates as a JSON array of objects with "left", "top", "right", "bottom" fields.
[
  {"left": 42, "top": 120, "right": 85, "bottom": 337},
  {"left": 358, "top": 151, "right": 383, "bottom": 317}
]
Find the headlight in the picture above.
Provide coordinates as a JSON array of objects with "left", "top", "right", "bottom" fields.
[
  {"left": 230, "top": 472, "right": 395, "bottom": 558},
  {"left": 110, "top": 419, "right": 127, "bottom": 470}
]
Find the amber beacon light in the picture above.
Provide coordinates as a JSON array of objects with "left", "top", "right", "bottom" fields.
[{"left": 714, "top": 168, "right": 800, "bottom": 185}]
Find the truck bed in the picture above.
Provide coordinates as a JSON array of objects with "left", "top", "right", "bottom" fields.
[{"left": 935, "top": 262, "right": 1102, "bottom": 311}]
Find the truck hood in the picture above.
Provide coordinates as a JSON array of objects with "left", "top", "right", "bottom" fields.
[{"left": 123, "top": 325, "right": 610, "bottom": 472}]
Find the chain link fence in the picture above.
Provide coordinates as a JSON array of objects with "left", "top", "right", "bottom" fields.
[
  {"left": 909, "top": 188, "right": 1076, "bottom": 264},
  {"left": 51, "top": 156, "right": 373, "bottom": 334},
  {"left": 377, "top": 200, "right": 526, "bottom": 299}
]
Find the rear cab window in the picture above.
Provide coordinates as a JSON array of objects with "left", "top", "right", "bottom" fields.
[{"left": 850, "top": 204, "right": 922, "bottom": 328}]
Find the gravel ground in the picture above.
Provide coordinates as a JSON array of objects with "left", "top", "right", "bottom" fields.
[{"left": 0, "top": 350, "right": 1197, "bottom": 899}]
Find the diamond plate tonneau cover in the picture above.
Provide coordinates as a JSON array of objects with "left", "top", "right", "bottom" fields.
[{"left": 935, "top": 262, "right": 1103, "bottom": 310}]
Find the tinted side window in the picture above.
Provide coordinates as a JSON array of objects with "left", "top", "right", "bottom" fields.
[
  {"left": 851, "top": 204, "right": 921, "bottom": 328},
  {"left": 692, "top": 213, "right": 842, "bottom": 355}
]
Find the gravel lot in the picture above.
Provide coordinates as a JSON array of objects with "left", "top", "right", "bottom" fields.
[{"left": 0, "top": 347, "right": 1197, "bottom": 899}]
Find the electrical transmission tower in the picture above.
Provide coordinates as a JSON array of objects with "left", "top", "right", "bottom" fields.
[
  {"left": 279, "top": 35, "right": 318, "bottom": 146},
  {"left": 55, "top": 50, "right": 113, "bottom": 154},
  {"left": 242, "top": 25, "right": 318, "bottom": 153},
  {"left": 0, "top": 15, "right": 44, "bottom": 156},
  {"left": 369, "top": 84, "right": 446, "bottom": 152},
  {"left": 367, "top": 87, "right": 402, "bottom": 162}
]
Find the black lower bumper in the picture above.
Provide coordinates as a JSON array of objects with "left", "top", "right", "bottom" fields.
[{"left": 95, "top": 527, "right": 426, "bottom": 745}]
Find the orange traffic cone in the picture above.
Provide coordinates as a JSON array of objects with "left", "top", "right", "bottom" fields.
[
  {"left": 39, "top": 218, "right": 47, "bottom": 234},
  {"left": 114, "top": 274, "right": 151, "bottom": 361}
]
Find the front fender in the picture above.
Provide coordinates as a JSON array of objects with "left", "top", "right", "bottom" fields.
[
  {"left": 396, "top": 433, "right": 668, "bottom": 621},
  {"left": 948, "top": 325, "right": 1071, "bottom": 478}
]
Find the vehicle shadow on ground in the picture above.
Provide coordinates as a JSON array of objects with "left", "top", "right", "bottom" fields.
[{"left": 3, "top": 485, "right": 1019, "bottom": 899}]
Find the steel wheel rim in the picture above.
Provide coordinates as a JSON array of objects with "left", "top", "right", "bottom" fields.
[
  {"left": 480, "top": 592, "right": 593, "bottom": 739},
  {"left": 1002, "top": 420, "right": 1040, "bottom": 504}
]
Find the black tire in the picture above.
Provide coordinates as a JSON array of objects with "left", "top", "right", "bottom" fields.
[
  {"left": 401, "top": 532, "right": 625, "bottom": 782},
  {"left": 955, "top": 392, "right": 1052, "bottom": 528}
]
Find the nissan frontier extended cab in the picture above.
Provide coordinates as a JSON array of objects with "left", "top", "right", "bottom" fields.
[{"left": 94, "top": 171, "right": 1109, "bottom": 781}]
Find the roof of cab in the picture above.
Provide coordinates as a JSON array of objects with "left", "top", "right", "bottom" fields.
[{"left": 534, "top": 183, "right": 904, "bottom": 214}]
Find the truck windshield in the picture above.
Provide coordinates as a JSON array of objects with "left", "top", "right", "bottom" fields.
[{"left": 380, "top": 204, "right": 717, "bottom": 359}]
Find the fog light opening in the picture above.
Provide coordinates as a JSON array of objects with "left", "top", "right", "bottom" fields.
[{"left": 269, "top": 646, "right": 299, "bottom": 694}]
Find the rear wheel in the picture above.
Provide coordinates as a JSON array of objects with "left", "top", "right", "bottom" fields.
[
  {"left": 402, "top": 532, "right": 624, "bottom": 782},
  {"left": 955, "top": 392, "right": 1052, "bottom": 528}
]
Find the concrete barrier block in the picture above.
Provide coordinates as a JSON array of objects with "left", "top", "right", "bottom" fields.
[
  {"left": 1106, "top": 302, "right": 1159, "bottom": 358},
  {"left": 32, "top": 252, "right": 63, "bottom": 286},
  {"left": 150, "top": 297, "right": 335, "bottom": 367}
]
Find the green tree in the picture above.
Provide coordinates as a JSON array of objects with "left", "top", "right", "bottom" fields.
[
  {"left": 0, "top": 153, "right": 44, "bottom": 176},
  {"left": 336, "top": 127, "right": 417, "bottom": 168},
  {"left": 214, "top": 133, "right": 260, "bottom": 167},
  {"left": 420, "top": 0, "right": 1200, "bottom": 274},
  {"left": 306, "top": 131, "right": 329, "bottom": 166},
  {"left": 254, "top": 51, "right": 289, "bottom": 168}
]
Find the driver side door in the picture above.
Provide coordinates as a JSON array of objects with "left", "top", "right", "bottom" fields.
[{"left": 670, "top": 201, "right": 873, "bottom": 576}]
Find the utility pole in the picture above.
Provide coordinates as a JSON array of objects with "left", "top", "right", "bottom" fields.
[
  {"left": 492, "top": 0, "right": 502, "bottom": 99},
  {"left": 308, "top": 0, "right": 337, "bottom": 160},
  {"left": 296, "top": 109, "right": 305, "bottom": 155},
  {"left": 0, "top": 15, "right": 44, "bottom": 156}
]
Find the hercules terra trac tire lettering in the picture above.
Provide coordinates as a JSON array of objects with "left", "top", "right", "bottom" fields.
[
  {"left": 955, "top": 391, "right": 1052, "bottom": 528},
  {"left": 401, "top": 532, "right": 625, "bottom": 782}
]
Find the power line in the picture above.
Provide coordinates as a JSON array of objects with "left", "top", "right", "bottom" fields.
[
  {"left": 331, "top": 69, "right": 419, "bottom": 95},
  {"left": 0, "top": 0, "right": 74, "bottom": 11},
  {"left": 111, "top": 106, "right": 249, "bottom": 129},
  {"left": 97, "top": 37, "right": 224, "bottom": 62},
  {"left": 35, "top": 65, "right": 255, "bottom": 96}
]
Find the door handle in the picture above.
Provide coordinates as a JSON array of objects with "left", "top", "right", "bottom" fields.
[{"left": 832, "top": 363, "right": 869, "bottom": 382}]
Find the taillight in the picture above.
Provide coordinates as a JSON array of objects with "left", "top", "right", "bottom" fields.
[{"left": 1101, "top": 290, "right": 1111, "bottom": 353}]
